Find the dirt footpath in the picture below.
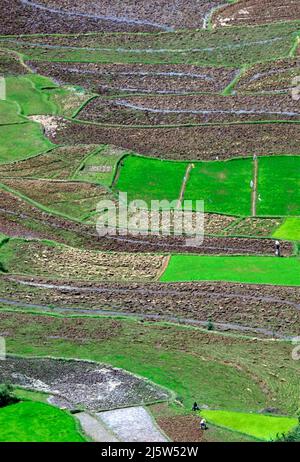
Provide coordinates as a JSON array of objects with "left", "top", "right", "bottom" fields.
[
  {"left": 97, "top": 407, "right": 168, "bottom": 442},
  {"left": 75, "top": 412, "right": 119, "bottom": 442}
]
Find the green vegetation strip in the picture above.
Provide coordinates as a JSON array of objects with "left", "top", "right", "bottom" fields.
[
  {"left": 1, "top": 21, "right": 299, "bottom": 67},
  {"left": 201, "top": 410, "right": 298, "bottom": 441},
  {"left": 0, "top": 401, "right": 86, "bottom": 442},
  {"left": 0, "top": 123, "right": 55, "bottom": 164},
  {"left": 160, "top": 255, "right": 300, "bottom": 286}
]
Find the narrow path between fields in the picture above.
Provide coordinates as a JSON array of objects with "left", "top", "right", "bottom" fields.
[
  {"left": 75, "top": 412, "right": 119, "bottom": 442},
  {"left": 177, "top": 163, "right": 194, "bottom": 208},
  {"left": 97, "top": 406, "right": 168, "bottom": 442},
  {"left": 251, "top": 156, "right": 258, "bottom": 217}
]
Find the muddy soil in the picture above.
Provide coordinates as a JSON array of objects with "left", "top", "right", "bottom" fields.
[
  {"left": 28, "top": 62, "right": 238, "bottom": 95},
  {"left": 0, "top": 356, "right": 170, "bottom": 410},
  {"left": 212, "top": 0, "right": 300, "bottom": 27},
  {"left": 78, "top": 94, "right": 300, "bottom": 125},
  {"left": 51, "top": 119, "right": 300, "bottom": 161}
]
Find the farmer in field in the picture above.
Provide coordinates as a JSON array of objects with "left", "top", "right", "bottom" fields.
[
  {"left": 200, "top": 418, "right": 208, "bottom": 430},
  {"left": 275, "top": 240, "right": 281, "bottom": 257},
  {"left": 192, "top": 402, "right": 200, "bottom": 411}
]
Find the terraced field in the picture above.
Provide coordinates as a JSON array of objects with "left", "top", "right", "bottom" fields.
[{"left": 0, "top": 0, "right": 299, "bottom": 444}]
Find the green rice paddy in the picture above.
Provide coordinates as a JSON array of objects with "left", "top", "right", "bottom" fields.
[
  {"left": 201, "top": 409, "right": 298, "bottom": 441},
  {"left": 160, "top": 255, "right": 300, "bottom": 285}
]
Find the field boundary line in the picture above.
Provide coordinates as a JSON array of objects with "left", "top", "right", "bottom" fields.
[
  {"left": 67, "top": 116, "right": 300, "bottom": 129},
  {"left": 222, "top": 66, "right": 248, "bottom": 96},
  {"left": 251, "top": 156, "right": 258, "bottom": 217},
  {"left": 289, "top": 34, "right": 300, "bottom": 57},
  {"left": 71, "top": 94, "right": 98, "bottom": 119},
  {"left": 177, "top": 163, "right": 194, "bottom": 208},
  {"left": 111, "top": 153, "right": 129, "bottom": 188},
  {"left": 70, "top": 144, "right": 106, "bottom": 179},
  {"left": 156, "top": 255, "right": 171, "bottom": 280}
]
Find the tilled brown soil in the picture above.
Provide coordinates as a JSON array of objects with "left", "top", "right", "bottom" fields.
[
  {"left": 236, "top": 59, "right": 300, "bottom": 94},
  {"left": 0, "top": 190, "right": 292, "bottom": 255},
  {"left": 51, "top": 119, "right": 300, "bottom": 160},
  {"left": 78, "top": 94, "right": 300, "bottom": 125},
  {"left": 0, "top": 356, "right": 170, "bottom": 410},
  {"left": 0, "top": 0, "right": 224, "bottom": 34},
  {"left": 212, "top": 0, "right": 300, "bottom": 27},
  {"left": 157, "top": 415, "right": 204, "bottom": 442},
  {"left": 0, "top": 0, "right": 155, "bottom": 35},
  {"left": 27, "top": 62, "right": 238, "bottom": 95},
  {"left": 1, "top": 276, "right": 300, "bottom": 337}
]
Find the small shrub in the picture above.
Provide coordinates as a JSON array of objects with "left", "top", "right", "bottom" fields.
[
  {"left": 275, "top": 425, "right": 300, "bottom": 442},
  {"left": 0, "top": 384, "right": 19, "bottom": 408},
  {"left": 207, "top": 318, "right": 214, "bottom": 331}
]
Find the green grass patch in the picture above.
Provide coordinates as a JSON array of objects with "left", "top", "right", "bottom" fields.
[
  {"left": 0, "top": 100, "right": 25, "bottom": 124},
  {"left": 14, "top": 387, "right": 49, "bottom": 403},
  {"left": 0, "top": 122, "right": 54, "bottom": 164},
  {"left": 4, "top": 75, "right": 92, "bottom": 118},
  {"left": 0, "top": 401, "right": 85, "bottom": 442},
  {"left": 160, "top": 255, "right": 300, "bottom": 286},
  {"left": 273, "top": 217, "right": 300, "bottom": 241},
  {"left": 73, "top": 145, "right": 126, "bottom": 186},
  {"left": 185, "top": 158, "right": 252, "bottom": 216},
  {"left": 2, "top": 311, "right": 300, "bottom": 414},
  {"left": 47, "top": 86, "right": 94, "bottom": 118},
  {"left": 5, "top": 76, "right": 57, "bottom": 116},
  {"left": 114, "top": 155, "right": 188, "bottom": 205},
  {"left": 2, "top": 22, "right": 299, "bottom": 67},
  {"left": 25, "top": 73, "right": 58, "bottom": 90},
  {"left": 257, "top": 156, "right": 300, "bottom": 217},
  {"left": 201, "top": 409, "right": 298, "bottom": 441}
]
